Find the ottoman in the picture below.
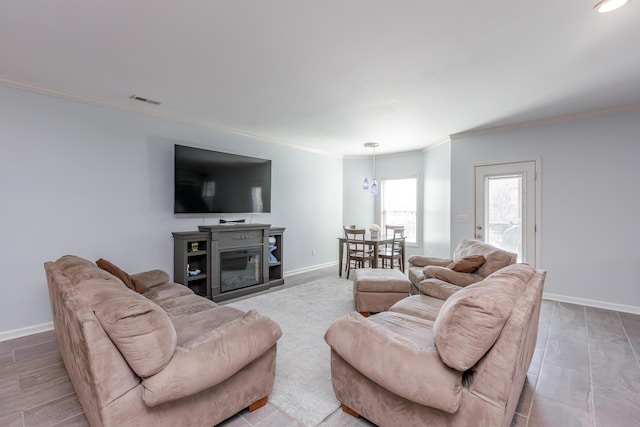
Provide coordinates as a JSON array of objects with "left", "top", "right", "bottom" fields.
[{"left": 353, "top": 268, "right": 412, "bottom": 316}]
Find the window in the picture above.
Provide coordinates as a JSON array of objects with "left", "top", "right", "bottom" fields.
[{"left": 380, "top": 177, "right": 417, "bottom": 244}]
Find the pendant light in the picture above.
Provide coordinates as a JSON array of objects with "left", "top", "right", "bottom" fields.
[{"left": 362, "top": 142, "right": 379, "bottom": 195}]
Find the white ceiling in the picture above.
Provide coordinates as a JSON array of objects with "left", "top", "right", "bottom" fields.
[{"left": 1, "top": 1, "right": 639, "bottom": 156}]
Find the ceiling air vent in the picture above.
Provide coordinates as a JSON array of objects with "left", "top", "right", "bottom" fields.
[{"left": 129, "top": 94, "right": 161, "bottom": 105}]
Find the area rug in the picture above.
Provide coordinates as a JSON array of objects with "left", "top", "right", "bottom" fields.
[{"left": 226, "top": 276, "right": 354, "bottom": 426}]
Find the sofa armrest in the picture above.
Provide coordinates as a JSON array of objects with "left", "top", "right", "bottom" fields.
[
  {"left": 141, "top": 310, "right": 282, "bottom": 407},
  {"left": 423, "top": 266, "right": 484, "bottom": 287},
  {"left": 324, "top": 312, "right": 462, "bottom": 414},
  {"left": 408, "top": 255, "right": 453, "bottom": 268},
  {"left": 418, "top": 279, "right": 464, "bottom": 300},
  {"left": 130, "top": 270, "right": 170, "bottom": 293}
]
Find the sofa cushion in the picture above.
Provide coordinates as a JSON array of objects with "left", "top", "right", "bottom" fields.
[
  {"left": 433, "top": 265, "right": 530, "bottom": 371},
  {"left": 56, "top": 255, "right": 124, "bottom": 287},
  {"left": 408, "top": 266, "right": 426, "bottom": 287},
  {"left": 93, "top": 288, "right": 177, "bottom": 378},
  {"left": 142, "top": 310, "right": 282, "bottom": 407},
  {"left": 142, "top": 282, "right": 194, "bottom": 305},
  {"left": 172, "top": 305, "right": 246, "bottom": 346},
  {"left": 423, "top": 266, "right": 483, "bottom": 287},
  {"left": 453, "top": 239, "right": 516, "bottom": 277},
  {"left": 130, "top": 269, "right": 171, "bottom": 293},
  {"left": 407, "top": 255, "right": 452, "bottom": 268},
  {"left": 325, "top": 311, "right": 462, "bottom": 414},
  {"left": 389, "top": 294, "right": 445, "bottom": 321},
  {"left": 447, "top": 255, "right": 486, "bottom": 273},
  {"left": 418, "top": 279, "right": 464, "bottom": 300}
]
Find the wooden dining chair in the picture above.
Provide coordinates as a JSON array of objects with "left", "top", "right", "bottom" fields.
[
  {"left": 379, "top": 226, "right": 405, "bottom": 272},
  {"left": 344, "top": 227, "right": 375, "bottom": 279},
  {"left": 385, "top": 225, "right": 405, "bottom": 239},
  {"left": 342, "top": 225, "right": 357, "bottom": 275}
]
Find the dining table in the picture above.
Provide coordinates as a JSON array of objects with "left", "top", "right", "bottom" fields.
[{"left": 337, "top": 234, "right": 405, "bottom": 277}]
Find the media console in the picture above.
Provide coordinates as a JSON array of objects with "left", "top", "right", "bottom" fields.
[{"left": 172, "top": 224, "right": 284, "bottom": 302}]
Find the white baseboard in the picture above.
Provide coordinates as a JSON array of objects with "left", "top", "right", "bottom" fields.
[
  {"left": 543, "top": 292, "right": 640, "bottom": 315},
  {"left": 284, "top": 261, "right": 338, "bottom": 278},
  {"left": 0, "top": 264, "right": 340, "bottom": 342},
  {"left": 1, "top": 290, "right": 635, "bottom": 342},
  {"left": 0, "top": 321, "right": 54, "bottom": 342}
]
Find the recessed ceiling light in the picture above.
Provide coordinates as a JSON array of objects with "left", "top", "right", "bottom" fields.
[{"left": 594, "top": 0, "right": 629, "bottom": 13}]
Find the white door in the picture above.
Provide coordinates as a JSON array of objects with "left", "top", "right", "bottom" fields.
[{"left": 474, "top": 161, "right": 538, "bottom": 266}]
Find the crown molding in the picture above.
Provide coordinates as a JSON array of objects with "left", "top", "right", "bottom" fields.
[
  {"left": 343, "top": 148, "right": 424, "bottom": 160},
  {"left": 5, "top": 75, "right": 638, "bottom": 157},
  {"left": 0, "top": 75, "right": 341, "bottom": 158},
  {"left": 452, "top": 102, "right": 640, "bottom": 139},
  {"left": 423, "top": 136, "right": 451, "bottom": 152}
]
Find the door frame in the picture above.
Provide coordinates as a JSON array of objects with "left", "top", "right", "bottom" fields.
[{"left": 472, "top": 158, "right": 541, "bottom": 268}]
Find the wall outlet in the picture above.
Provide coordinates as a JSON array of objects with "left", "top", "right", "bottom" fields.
[{"left": 311, "top": 249, "right": 316, "bottom": 256}]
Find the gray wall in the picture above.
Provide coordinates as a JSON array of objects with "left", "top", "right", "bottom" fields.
[
  {"left": 343, "top": 151, "right": 424, "bottom": 257},
  {"left": 0, "top": 86, "right": 343, "bottom": 334},
  {"left": 342, "top": 156, "right": 375, "bottom": 231},
  {"left": 450, "top": 109, "right": 640, "bottom": 310},
  {"left": 423, "top": 142, "right": 451, "bottom": 258}
]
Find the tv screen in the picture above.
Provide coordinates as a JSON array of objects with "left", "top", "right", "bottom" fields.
[{"left": 174, "top": 144, "right": 271, "bottom": 214}]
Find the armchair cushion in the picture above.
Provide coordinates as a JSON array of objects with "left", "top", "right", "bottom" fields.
[
  {"left": 453, "top": 239, "right": 516, "bottom": 277},
  {"left": 93, "top": 287, "right": 177, "bottom": 378},
  {"left": 418, "top": 279, "right": 464, "bottom": 300},
  {"left": 433, "top": 267, "right": 527, "bottom": 371},
  {"left": 141, "top": 310, "right": 282, "bottom": 407},
  {"left": 407, "top": 255, "right": 452, "bottom": 268},
  {"left": 447, "top": 255, "right": 486, "bottom": 273},
  {"left": 325, "top": 311, "right": 463, "bottom": 414},
  {"left": 423, "top": 266, "right": 484, "bottom": 287}
]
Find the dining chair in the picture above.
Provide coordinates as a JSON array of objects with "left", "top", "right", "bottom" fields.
[
  {"left": 344, "top": 227, "right": 375, "bottom": 279},
  {"left": 379, "top": 226, "right": 405, "bottom": 272},
  {"left": 342, "top": 225, "right": 357, "bottom": 275},
  {"left": 385, "top": 225, "right": 405, "bottom": 238}
]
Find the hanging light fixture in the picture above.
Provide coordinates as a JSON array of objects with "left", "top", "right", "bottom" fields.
[
  {"left": 593, "top": 0, "right": 628, "bottom": 13},
  {"left": 362, "top": 142, "right": 379, "bottom": 195}
]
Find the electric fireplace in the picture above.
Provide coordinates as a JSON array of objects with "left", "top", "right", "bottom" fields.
[{"left": 219, "top": 247, "right": 262, "bottom": 293}]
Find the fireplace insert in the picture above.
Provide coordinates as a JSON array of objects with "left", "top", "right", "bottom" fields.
[{"left": 219, "top": 247, "right": 262, "bottom": 293}]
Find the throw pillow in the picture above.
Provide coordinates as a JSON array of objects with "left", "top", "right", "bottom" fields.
[
  {"left": 433, "top": 279, "right": 519, "bottom": 371},
  {"left": 96, "top": 258, "right": 136, "bottom": 291},
  {"left": 93, "top": 289, "right": 177, "bottom": 377},
  {"left": 447, "top": 255, "right": 486, "bottom": 273},
  {"left": 432, "top": 264, "right": 534, "bottom": 371}
]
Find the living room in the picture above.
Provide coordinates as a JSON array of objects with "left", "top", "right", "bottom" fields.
[
  {"left": 4, "top": 81, "right": 639, "bottom": 338},
  {"left": 1, "top": 1, "right": 640, "bottom": 426}
]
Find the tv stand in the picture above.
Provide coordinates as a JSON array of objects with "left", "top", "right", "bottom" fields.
[{"left": 173, "top": 224, "right": 284, "bottom": 302}]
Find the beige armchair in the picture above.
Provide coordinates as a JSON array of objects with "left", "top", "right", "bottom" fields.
[
  {"left": 408, "top": 239, "right": 517, "bottom": 299},
  {"left": 325, "top": 264, "right": 547, "bottom": 427}
]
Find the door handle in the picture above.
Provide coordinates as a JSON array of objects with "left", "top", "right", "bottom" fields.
[{"left": 476, "top": 234, "right": 483, "bottom": 239}]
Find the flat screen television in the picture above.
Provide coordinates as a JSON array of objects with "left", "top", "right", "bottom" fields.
[{"left": 174, "top": 144, "right": 271, "bottom": 214}]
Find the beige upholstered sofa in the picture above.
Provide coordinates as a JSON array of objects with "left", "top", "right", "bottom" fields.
[
  {"left": 44, "top": 255, "right": 282, "bottom": 427},
  {"left": 325, "top": 263, "right": 546, "bottom": 427},
  {"left": 408, "top": 239, "right": 517, "bottom": 297}
]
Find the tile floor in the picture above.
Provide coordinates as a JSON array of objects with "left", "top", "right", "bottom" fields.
[{"left": 1, "top": 267, "right": 639, "bottom": 426}]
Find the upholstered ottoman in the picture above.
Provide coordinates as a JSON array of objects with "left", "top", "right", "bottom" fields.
[{"left": 353, "top": 268, "right": 412, "bottom": 316}]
